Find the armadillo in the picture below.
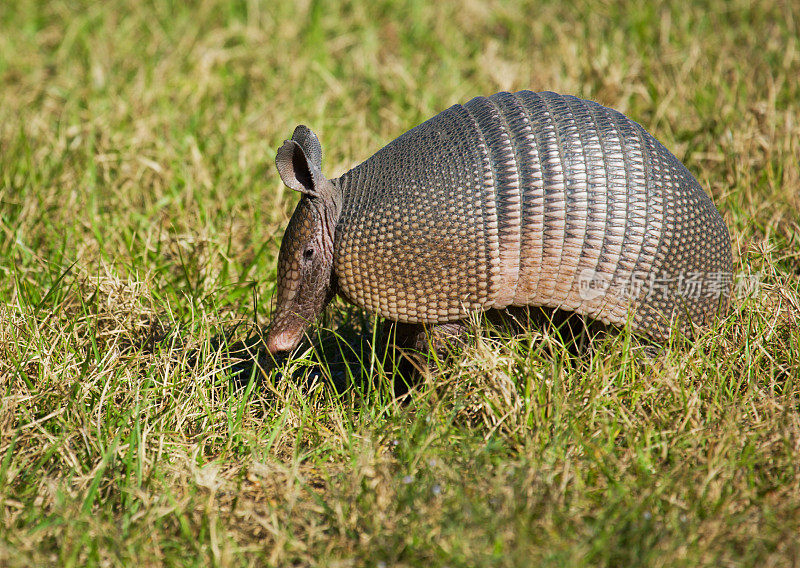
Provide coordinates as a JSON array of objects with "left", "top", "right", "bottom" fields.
[{"left": 265, "top": 90, "right": 732, "bottom": 354}]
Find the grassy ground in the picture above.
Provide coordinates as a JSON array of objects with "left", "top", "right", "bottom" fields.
[{"left": 1, "top": 0, "right": 799, "bottom": 566}]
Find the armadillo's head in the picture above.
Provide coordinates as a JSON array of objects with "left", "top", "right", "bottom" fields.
[{"left": 265, "top": 126, "right": 342, "bottom": 355}]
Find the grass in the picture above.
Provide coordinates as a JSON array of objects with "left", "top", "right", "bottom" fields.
[{"left": 1, "top": 0, "right": 799, "bottom": 565}]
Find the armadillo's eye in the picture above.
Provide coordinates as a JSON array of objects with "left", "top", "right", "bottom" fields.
[{"left": 303, "top": 248, "right": 314, "bottom": 260}]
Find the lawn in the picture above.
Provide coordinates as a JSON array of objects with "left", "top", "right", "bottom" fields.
[{"left": 1, "top": 0, "right": 799, "bottom": 566}]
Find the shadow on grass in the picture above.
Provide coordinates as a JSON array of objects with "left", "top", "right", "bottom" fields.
[
  {"left": 179, "top": 306, "right": 629, "bottom": 399},
  {"left": 197, "top": 313, "right": 424, "bottom": 398},
  {"left": 122, "top": 299, "right": 666, "bottom": 405}
]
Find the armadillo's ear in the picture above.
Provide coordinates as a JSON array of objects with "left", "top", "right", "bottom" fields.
[
  {"left": 290, "top": 125, "right": 322, "bottom": 171},
  {"left": 275, "top": 129, "right": 328, "bottom": 199}
]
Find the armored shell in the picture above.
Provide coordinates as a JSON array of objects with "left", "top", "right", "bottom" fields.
[{"left": 331, "top": 91, "right": 732, "bottom": 339}]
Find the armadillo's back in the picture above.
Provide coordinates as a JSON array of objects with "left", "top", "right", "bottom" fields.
[{"left": 333, "top": 91, "right": 732, "bottom": 340}]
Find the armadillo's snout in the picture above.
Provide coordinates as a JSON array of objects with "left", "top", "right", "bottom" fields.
[
  {"left": 265, "top": 326, "right": 304, "bottom": 355},
  {"left": 264, "top": 311, "right": 309, "bottom": 354}
]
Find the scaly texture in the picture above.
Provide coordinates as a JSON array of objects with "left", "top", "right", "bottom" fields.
[{"left": 333, "top": 91, "right": 732, "bottom": 340}]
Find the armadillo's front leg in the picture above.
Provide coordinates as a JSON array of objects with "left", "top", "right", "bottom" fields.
[
  {"left": 386, "top": 321, "right": 468, "bottom": 356},
  {"left": 382, "top": 321, "right": 468, "bottom": 385}
]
